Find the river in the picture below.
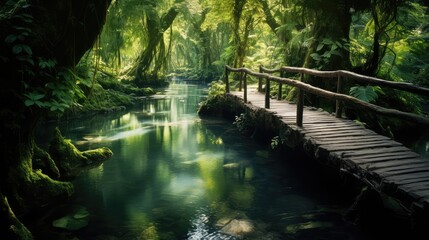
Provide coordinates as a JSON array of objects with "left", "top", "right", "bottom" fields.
[{"left": 34, "top": 81, "right": 370, "bottom": 239}]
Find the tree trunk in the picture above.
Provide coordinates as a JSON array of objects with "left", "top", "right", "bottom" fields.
[
  {"left": 362, "top": 0, "right": 400, "bottom": 76},
  {"left": 0, "top": 1, "right": 111, "bottom": 238},
  {"left": 127, "top": 5, "right": 179, "bottom": 83},
  {"left": 301, "top": 0, "right": 352, "bottom": 107}
]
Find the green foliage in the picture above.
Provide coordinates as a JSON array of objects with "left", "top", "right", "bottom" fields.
[
  {"left": 207, "top": 80, "right": 226, "bottom": 100},
  {"left": 3, "top": 9, "right": 34, "bottom": 66},
  {"left": 270, "top": 136, "right": 281, "bottom": 149},
  {"left": 233, "top": 113, "right": 251, "bottom": 133},
  {"left": 349, "top": 85, "right": 384, "bottom": 103},
  {"left": 1, "top": 3, "right": 96, "bottom": 115},
  {"left": 22, "top": 68, "right": 88, "bottom": 113},
  {"left": 310, "top": 38, "right": 350, "bottom": 68}
]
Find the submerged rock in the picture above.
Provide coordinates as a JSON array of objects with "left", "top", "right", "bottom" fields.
[
  {"left": 52, "top": 205, "right": 90, "bottom": 231},
  {"left": 220, "top": 219, "right": 255, "bottom": 238}
]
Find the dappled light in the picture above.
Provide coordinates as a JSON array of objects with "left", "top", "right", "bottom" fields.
[{"left": 1, "top": 0, "right": 429, "bottom": 239}]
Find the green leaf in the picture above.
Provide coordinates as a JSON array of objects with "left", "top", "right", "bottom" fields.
[
  {"left": 22, "top": 45, "right": 32, "bottom": 55},
  {"left": 331, "top": 50, "right": 342, "bottom": 57},
  {"left": 77, "top": 77, "right": 92, "bottom": 87},
  {"left": 335, "top": 41, "right": 343, "bottom": 48},
  {"left": 12, "top": 45, "right": 22, "bottom": 54},
  {"left": 26, "top": 58, "right": 34, "bottom": 65},
  {"left": 349, "top": 85, "right": 379, "bottom": 103},
  {"left": 35, "top": 101, "right": 45, "bottom": 107},
  {"left": 5, "top": 35, "right": 17, "bottom": 44},
  {"left": 24, "top": 99, "right": 34, "bottom": 106},
  {"left": 310, "top": 53, "right": 321, "bottom": 61},
  {"left": 24, "top": 92, "right": 45, "bottom": 101},
  {"left": 316, "top": 43, "right": 324, "bottom": 51},
  {"left": 322, "top": 38, "right": 334, "bottom": 45},
  {"left": 322, "top": 51, "right": 331, "bottom": 58}
]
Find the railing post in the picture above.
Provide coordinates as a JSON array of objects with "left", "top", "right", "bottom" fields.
[
  {"left": 296, "top": 73, "right": 304, "bottom": 127},
  {"left": 243, "top": 72, "right": 247, "bottom": 103},
  {"left": 335, "top": 74, "right": 343, "bottom": 118},
  {"left": 278, "top": 71, "right": 283, "bottom": 100},
  {"left": 225, "top": 66, "right": 230, "bottom": 93},
  {"left": 258, "top": 65, "right": 263, "bottom": 92},
  {"left": 239, "top": 65, "right": 243, "bottom": 91},
  {"left": 265, "top": 77, "right": 270, "bottom": 109}
]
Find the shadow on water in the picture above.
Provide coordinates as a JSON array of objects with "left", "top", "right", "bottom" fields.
[{"left": 31, "top": 81, "right": 372, "bottom": 240}]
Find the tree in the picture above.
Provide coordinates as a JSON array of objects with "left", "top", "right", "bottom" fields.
[
  {"left": 125, "top": 0, "right": 183, "bottom": 85},
  {"left": 0, "top": 1, "right": 111, "bottom": 238}
]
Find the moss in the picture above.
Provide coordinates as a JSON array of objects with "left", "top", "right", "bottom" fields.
[
  {"left": 27, "top": 170, "right": 74, "bottom": 204},
  {"left": 33, "top": 145, "right": 60, "bottom": 179},
  {"left": 49, "top": 128, "right": 113, "bottom": 179},
  {"left": 48, "top": 128, "right": 87, "bottom": 176},
  {"left": 82, "top": 147, "right": 113, "bottom": 163},
  {"left": 0, "top": 193, "right": 33, "bottom": 240},
  {"left": 198, "top": 95, "right": 246, "bottom": 121}
]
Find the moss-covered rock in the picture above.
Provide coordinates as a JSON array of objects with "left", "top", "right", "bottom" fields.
[
  {"left": 49, "top": 128, "right": 113, "bottom": 179},
  {"left": 198, "top": 95, "right": 246, "bottom": 121}
]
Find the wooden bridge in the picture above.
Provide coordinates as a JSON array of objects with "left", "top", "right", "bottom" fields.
[{"left": 224, "top": 65, "right": 429, "bottom": 220}]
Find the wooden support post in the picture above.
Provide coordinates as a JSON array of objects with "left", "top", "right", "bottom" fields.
[
  {"left": 278, "top": 71, "right": 283, "bottom": 100},
  {"left": 225, "top": 66, "right": 230, "bottom": 93},
  {"left": 296, "top": 73, "right": 304, "bottom": 127},
  {"left": 335, "top": 75, "right": 343, "bottom": 118},
  {"left": 265, "top": 78, "right": 270, "bottom": 109},
  {"left": 243, "top": 73, "right": 247, "bottom": 103},
  {"left": 238, "top": 65, "right": 244, "bottom": 91},
  {"left": 258, "top": 65, "right": 263, "bottom": 92}
]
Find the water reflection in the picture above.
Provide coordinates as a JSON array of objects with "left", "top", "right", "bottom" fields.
[{"left": 50, "top": 81, "right": 365, "bottom": 239}]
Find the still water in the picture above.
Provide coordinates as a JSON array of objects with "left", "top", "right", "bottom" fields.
[{"left": 44, "top": 82, "right": 367, "bottom": 239}]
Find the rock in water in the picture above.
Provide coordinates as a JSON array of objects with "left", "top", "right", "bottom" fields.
[
  {"left": 221, "top": 219, "right": 254, "bottom": 237},
  {"left": 52, "top": 205, "right": 90, "bottom": 230}
]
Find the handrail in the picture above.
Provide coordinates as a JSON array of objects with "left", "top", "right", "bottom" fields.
[
  {"left": 224, "top": 65, "right": 429, "bottom": 127},
  {"left": 261, "top": 66, "right": 429, "bottom": 96}
]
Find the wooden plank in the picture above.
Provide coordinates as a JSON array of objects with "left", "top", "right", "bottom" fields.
[
  {"left": 384, "top": 172, "right": 429, "bottom": 182},
  {"left": 310, "top": 133, "right": 373, "bottom": 139},
  {"left": 315, "top": 139, "right": 401, "bottom": 148},
  {"left": 320, "top": 140, "right": 401, "bottom": 148},
  {"left": 395, "top": 176, "right": 429, "bottom": 186},
  {"left": 374, "top": 167, "right": 429, "bottom": 177},
  {"left": 309, "top": 133, "right": 371, "bottom": 139},
  {"left": 320, "top": 142, "right": 401, "bottom": 152},
  {"left": 409, "top": 189, "right": 429, "bottom": 199},
  {"left": 374, "top": 163, "right": 429, "bottom": 173},
  {"left": 342, "top": 146, "right": 413, "bottom": 157},
  {"left": 353, "top": 156, "right": 421, "bottom": 165},
  {"left": 361, "top": 159, "right": 425, "bottom": 170},
  {"left": 317, "top": 139, "right": 395, "bottom": 146},
  {"left": 334, "top": 142, "right": 399, "bottom": 148},
  {"left": 399, "top": 183, "right": 429, "bottom": 192},
  {"left": 303, "top": 121, "right": 358, "bottom": 126},
  {"left": 348, "top": 152, "right": 419, "bottom": 161},
  {"left": 302, "top": 127, "right": 369, "bottom": 134},
  {"left": 303, "top": 124, "right": 367, "bottom": 130}
]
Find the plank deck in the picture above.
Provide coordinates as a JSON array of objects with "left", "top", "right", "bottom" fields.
[{"left": 230, "top": 87, "right": 429, "bottom": 210}]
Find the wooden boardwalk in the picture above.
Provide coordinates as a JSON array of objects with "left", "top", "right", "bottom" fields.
[{"left": 230, "top": 87, "right": 429, "bottom": 213}]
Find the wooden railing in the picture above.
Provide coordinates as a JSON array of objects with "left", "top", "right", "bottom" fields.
[{"left": 224, "top": 65, "right": 429, "bottom": 127}]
